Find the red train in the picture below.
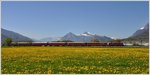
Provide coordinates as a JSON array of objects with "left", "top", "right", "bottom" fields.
[{"left": 10, "top": 42, "right": 124, "bottom": 46}]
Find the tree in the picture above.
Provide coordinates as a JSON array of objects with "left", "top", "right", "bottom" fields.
[{"left": 4, "top": 38, "right": 12, "bottom": 46}]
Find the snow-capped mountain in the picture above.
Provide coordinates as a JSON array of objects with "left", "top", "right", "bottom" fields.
[
  {"left": 131, "top": 23, "right": 149, "bottom": 38},
  {"left": 61, "top": 32, "right": 112, "bottom": 42}
]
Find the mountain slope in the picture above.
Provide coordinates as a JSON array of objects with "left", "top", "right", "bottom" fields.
[
  {"left": 131, "top": 23, "right": 149, "bottom": 38},
  {"left": 124, "top": 23, "right": 149, "bottom": 42},
  {"left": 1, "top": 28, "right": 33, "bottom": 43}
]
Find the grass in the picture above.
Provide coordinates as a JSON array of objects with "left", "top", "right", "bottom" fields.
[{"left": 1, "top": 46, "right": 149, "bottom": 74}]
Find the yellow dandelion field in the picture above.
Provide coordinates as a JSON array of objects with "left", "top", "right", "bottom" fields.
[{"left": 1, "top": 46, "right": 149, "bottom": 74}]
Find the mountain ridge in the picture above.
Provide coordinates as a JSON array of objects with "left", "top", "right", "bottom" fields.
[
  {"left": 61, "top": 32, "right": 112, "bottom": 42},
  {"left": 39, "top": 32, "right": 113, "bottom": 42}
]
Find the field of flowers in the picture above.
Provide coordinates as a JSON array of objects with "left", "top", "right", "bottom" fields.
[{"left": 1, "top": 46, "right": 149, "bottom": 74}]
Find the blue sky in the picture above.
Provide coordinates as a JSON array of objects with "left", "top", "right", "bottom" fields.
[{"left": 2, "top": 1, "right": 149, "bottom": 39}]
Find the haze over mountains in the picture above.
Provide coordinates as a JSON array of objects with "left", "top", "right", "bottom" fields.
[
  {"left": 39, "top": 37, "right": 61, "bottom": 42},
  {"left": 1, "top": 23, "right": 149, "bottom": 43}
]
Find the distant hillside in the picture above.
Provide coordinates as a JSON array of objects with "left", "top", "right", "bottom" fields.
[
  {"left": 123, "top": 23, "right": 149, "bottom": 43},
  {"left": 1, "top": 28, "right": 33, "bottom": 44}
]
